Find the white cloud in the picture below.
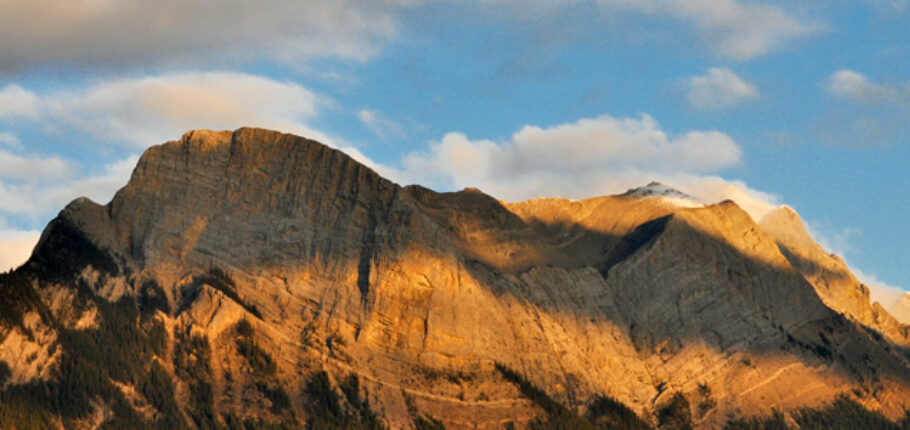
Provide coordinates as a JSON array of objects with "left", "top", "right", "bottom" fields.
[
  {"left": 0, "top": 132, "right": 22, "bottom": 149},
  {"left": 827, "top": 69, "right": 909, "bottom": 104},
  {"left": 0, "top": 155, "right": 138, "bottom": 216},
  {"left": 390, "top": 113, "right": 779, "bottom": 220},
  {"left": 0, "top": 85, "right": 38, "bottom": 117},
  {"left": 598, "top": 0, "right": 818, "bottom": 60},
  {"left": 0, "top": 150, "right": 72, "bottom": 181},
  {"left": 668, "top": 175, "right": 778, "bottom": 220},
  {"left": 0, "top": 0, "right": 411, "bottom": 71},
  {"left": 0, "top": 229, "right": 40, "bottom": 273},
  {"left": 686, "top": 68, "right": 758, "bottom": 109},
  {"left": 358, "top": 109, "right": 405, "bottom": 140},
  {"left": 8, "top": 71, "right": 330, "bottom": 149}
]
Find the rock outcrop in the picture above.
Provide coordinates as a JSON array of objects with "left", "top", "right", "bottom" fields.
[
  {"left": 892, "top": 293, "right": 910, "bottom": 325},
  {"left": 1, "top": 128, "right": 909, "bottom": 429},
  {"left": 759, "top": 206, "right": 909, "bottom": 346}
]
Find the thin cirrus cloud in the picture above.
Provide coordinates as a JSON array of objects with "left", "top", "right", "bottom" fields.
[
  {"left": 373, "top": 113, "right": 779, "bottom": 221},
  {"left": 816, "top": 70, "right": 910, "bottom": 146},
  {"left": 596, "top": 0, "right": 819, "bottom": 60},
  {"left": 0, "top": 0, "right": 409, "bottom": 71},
  {"left": 686, "top": 68, "right": 758, "bottom": 109},
  {"left": 0, "top": 71, "right": 330, "bottom": 148},
  {"left": 358, "top": 109, "right": 405, "bottom": 140}
]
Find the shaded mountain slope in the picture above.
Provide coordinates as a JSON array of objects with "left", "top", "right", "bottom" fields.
[
  {"left": 759, "top": 206, "right": 909, "bottom": 346},
  {"left": 0, "top": 128, "right": 908, "bottom": 429}
]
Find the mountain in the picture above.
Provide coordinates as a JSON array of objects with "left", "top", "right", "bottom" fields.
[
  {"left": 759, "top": 206, "right": 909, "bottom": 346},
  {"left": 1, "top": 128, "right": 909, "bottom": 429},
  {"left": 893, "top": 294, "right": 910, "bottom": 325}
]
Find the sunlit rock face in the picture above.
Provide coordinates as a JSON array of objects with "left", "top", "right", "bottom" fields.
[
  {"left": 759, "top": 206, "right": 909, "bottom": 346},
  {"left": 1, "top": 128, "right": 909, "bottom": 429},
  {"left": 892, "top": 293, "right": 910, "bottom": 325}
]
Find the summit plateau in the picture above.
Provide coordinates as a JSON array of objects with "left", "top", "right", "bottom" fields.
[{"left": 0, "top": 128, "right": 909, "bottom": 429}]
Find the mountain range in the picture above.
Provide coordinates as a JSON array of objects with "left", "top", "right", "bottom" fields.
[{"left": 0, "top": 128, "right": 908, "bottom": 429}]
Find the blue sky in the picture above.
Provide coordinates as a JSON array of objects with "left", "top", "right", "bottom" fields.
[{"left": 0, "top": 0, "right": 908, "bottom": 304}]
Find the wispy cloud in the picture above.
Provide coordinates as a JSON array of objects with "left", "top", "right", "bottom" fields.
[
  {"left": 686, "top": 67, "right": 758, "bottom": 109},
  {"left": 816, "top": 70, "right": 910, "bottom": 146},
  {"left": 827, "top": 69, "right": 909, "bottom": 104},
  {"left": 358, "top": 109, "right": 405, "bottom": 140},
  {"left": 597, "top": 0, "right": 819, "bottom": 60},
  {"left": 868, "top": 0, "right": 908, "bottom": 13},
  {"left": 0, "top": 132, "right": 22, "bottom": 149}
]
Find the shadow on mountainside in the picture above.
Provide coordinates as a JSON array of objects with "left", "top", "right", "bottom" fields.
[
  {"left": 394, "top": 186, "right": 910, "bottom": 414},
  {"left": 1, "top": 128, "right": 909, "bottom": 427}
]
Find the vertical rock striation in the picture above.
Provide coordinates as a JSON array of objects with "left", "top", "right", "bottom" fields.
[{"left": 1, "top": 128, "right": 908, "bottom": 429}]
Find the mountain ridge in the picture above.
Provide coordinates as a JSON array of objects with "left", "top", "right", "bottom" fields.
[{"left": 1, "top": 127, "right": 909, "bottom": 429}]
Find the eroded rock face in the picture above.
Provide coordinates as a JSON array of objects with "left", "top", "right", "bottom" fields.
[
  {"left": 1, "top": 128, "right": 909, "bottom": 429},
  {"left": 759, "top": 207, "right": 909, "bottom": 346}
]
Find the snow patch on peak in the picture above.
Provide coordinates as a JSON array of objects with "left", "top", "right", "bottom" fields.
[
  {"left": 622, "top": 182, "right": 704, "bottom": 208},
  {"left": 624, "top": 182, "right": 696, "bottom": 199}
]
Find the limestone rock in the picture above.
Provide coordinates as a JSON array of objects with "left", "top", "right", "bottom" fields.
[
  {"left": 759, "top": 206, "right": 909, "bottom": 346},
  {"left": 1, "top": 127, "right": 909, "bottom": 429}
]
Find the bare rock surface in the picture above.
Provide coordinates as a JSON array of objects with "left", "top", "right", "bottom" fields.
[
  {"left": 760, "top": 206, "right": 909, "bottom": 346},
  {"left": 1, "top": 127, "right": 909, "bottom": 428}
]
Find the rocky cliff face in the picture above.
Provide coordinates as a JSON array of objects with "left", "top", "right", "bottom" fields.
[
  {"left": 759, "top": 206, "right": 910, "bottom": 346},
  {"left": 893, "top": 294, "right": 910, "bottom": 325},
  {"left": 1, "top": 128, "right": 909, "bottom": 429}
]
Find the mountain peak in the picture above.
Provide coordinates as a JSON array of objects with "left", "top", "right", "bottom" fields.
[
  {"left": 621, "top": 181, "right": 703, "bottom": 208},
  {"left": 5, "top": 128, "right": 910, "bottom": 429},
  {"left": 622, "top": 181, "right": 695, "bottom": 199},
  {"left": 99, "top": 127, "right": 399, "bottom": 267},
  {"left": 759, "top": 205, "right": 816, "bottom": 251}
]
